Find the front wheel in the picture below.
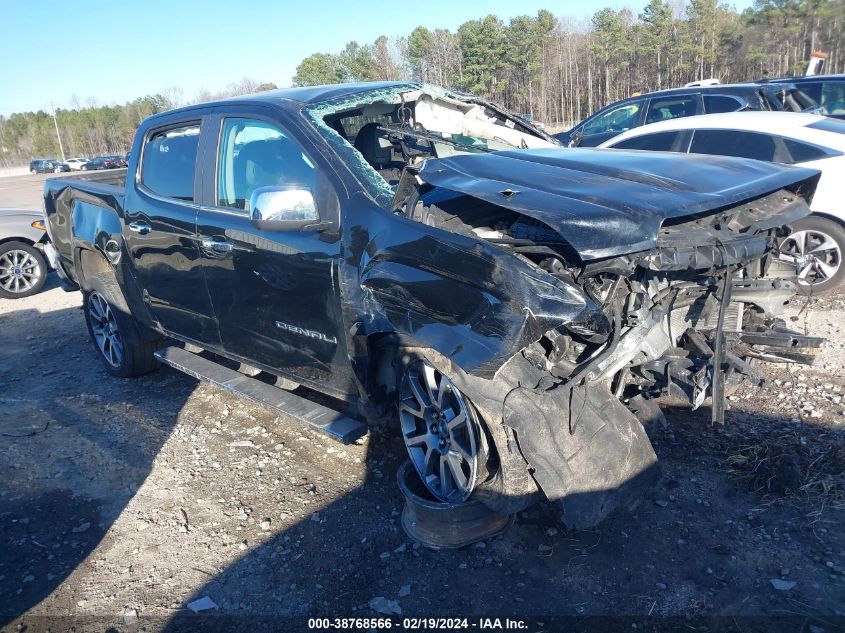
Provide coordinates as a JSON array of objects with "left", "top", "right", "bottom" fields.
[
  {"left": 398, "top": 358, "right": 489, "bottom": 503},
  {"left": 778, "top": 215, "right": 845, "bottom": 294},
  {"left": 83, "top": 273, "right": 160, "bottom": 377},
  {"left": 0, "top": 241, "right": 47, "bottom": 299}
]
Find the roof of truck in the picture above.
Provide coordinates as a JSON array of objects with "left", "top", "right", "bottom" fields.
[
  {"left": 249, "top": 81, "right": 419, "bottom": 105},
  {"left": 154, "top": 82, "right": 421, "bottom": 122}
]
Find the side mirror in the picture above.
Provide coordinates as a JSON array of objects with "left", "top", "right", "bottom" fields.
[{"left": 249, "top": 186, "right": 326, "bottom": 232}]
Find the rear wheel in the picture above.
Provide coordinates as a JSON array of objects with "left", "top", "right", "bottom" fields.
[
  {"left": 83, "top": 272, "right": 160, "bottom": 377},
  {"left": 778, "top": 215, "right": 845, "bottom": 294},
  {"left": 0, "top": 241, "right": 47, "bottom": 299}
]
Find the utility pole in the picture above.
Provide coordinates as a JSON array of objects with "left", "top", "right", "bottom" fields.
[{"left": 50, "top": 102, "right": 65, "bottom": 161}]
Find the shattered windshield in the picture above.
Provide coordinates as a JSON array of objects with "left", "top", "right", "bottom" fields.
[{"left": 303, "top": 83, "right": 556, "bottom": 207}]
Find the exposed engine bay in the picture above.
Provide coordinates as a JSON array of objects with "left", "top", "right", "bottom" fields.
[{"left": 397, "top": 174, "right": 823, "bottom": 425}]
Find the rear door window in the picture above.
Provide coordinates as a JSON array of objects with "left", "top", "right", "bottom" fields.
[
  {"left": 690, "top": 129, "right": 783, "bottom": 162},
  {"left": 645, "top": 95, "right": 698, "bottom": 124},
  {"left": 782, "top": 138, "right": 838, "bottom": 164},
  {"left": 808, "top": 118, "right": 845, "bottom": 134},
  {"left": 703, "top": 94, "right": 745, "bottom": 114},
  {"left": 610, "top": 131, "right": 683, "bottom": 151},
  {"left": 141, "top": 123, "right": 201, "bottom": 201}
]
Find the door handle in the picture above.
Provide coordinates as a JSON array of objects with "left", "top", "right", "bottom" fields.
[
  {"left": 128, "top": 221, "right": 152, "bottom": 235},
  {"left": 201, "top": 238, "right": 234, "bottom": 255}
]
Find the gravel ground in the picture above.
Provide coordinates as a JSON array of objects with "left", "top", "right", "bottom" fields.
[{"left": 1, "top": 223, "right": 844, "bottom": 628}]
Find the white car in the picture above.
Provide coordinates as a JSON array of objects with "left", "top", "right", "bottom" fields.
[
  {"left": 62, "top": 157, "right": 88, "bottom": 171},
  {"left": 599, "top": 111, "right": 845, "bottom": 293}
]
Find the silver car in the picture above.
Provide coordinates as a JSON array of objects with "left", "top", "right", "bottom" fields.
[{"left": 0, "top": 208, "right": 51, "bottom": 298}]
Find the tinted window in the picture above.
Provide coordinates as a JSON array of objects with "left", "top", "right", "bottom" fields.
[
  {"left": 141, "top": 123, "right": 200, "bottom": 201},
  {"left": 610, "top": 131, "right": 682, "bottom": 151},
  {"left": 581, "top": 101, "right": 643, "bottom": 136},
  {"left": 795, "top": 81, "right": 823, "bottom": 103},
  {"left": 820, "top": 82, "right": 845, "bottom": 116},
  {"left": 703, "top": 94, "right": 745, "bottom": 114},
  {"left": 646, "top": 96, "right": 697, "bottom": 124},
  {"left": 217, "top": 118, "right": 316, "bottom": 212},
  {"left": 782, "top": 138, "right": 835, "bottom": 164},
  {"left": 690, "top": 130, "right": 779, "bottom": 162},
  {"left": 808, "top": 118, "right": 845, "bottom": 134}
]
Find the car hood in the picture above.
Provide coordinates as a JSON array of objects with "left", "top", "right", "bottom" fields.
[{"left": 418, "top": 148, "right": 821, "bottom": 259}]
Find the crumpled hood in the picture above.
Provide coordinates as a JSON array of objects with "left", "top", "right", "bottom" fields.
[{"left": 418, "top": 148, "right": 821, "bottom": 259}]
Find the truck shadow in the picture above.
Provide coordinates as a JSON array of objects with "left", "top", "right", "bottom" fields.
[
  {"left": 159, "top": 405, "right": 845, "bottom": 629},
  {"left": 0, "top": 302, "right": 193, "bottom": 626}
]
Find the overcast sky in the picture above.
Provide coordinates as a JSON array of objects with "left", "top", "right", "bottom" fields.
[{"left": 1, "top": 0, "right": 756, "bottom": 116}]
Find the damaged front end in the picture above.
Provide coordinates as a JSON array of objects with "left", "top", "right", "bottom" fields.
[
  {"left": 306, "top": 84, "right": 824, "bottom": 527},
  {"left": 391, "top": 152, "right": 823, "bottom": 528}
]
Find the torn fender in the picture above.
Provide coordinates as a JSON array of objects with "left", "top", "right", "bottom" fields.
[
  {"left": 351, "top": 216, "right": 609, "bottom": 379},
  {"left": 503, "top": 380, "right": 660, "bottom": 529}
]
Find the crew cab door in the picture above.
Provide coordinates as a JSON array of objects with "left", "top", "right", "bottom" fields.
[
  {"left": 194, "top": 109, "right": 351, "bottom": 396},
  {"left": 123, "top": 117, "right": 220, "bottom": 346}
]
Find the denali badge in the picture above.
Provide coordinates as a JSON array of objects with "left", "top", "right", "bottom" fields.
[{"left": 275, "top": 321, "right": 338, "bottom": 345}]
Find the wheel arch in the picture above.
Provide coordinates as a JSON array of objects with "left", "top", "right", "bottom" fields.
[
  {"left": 75, "top": 246, "right": 115, "bottom": 291},
  {"left": 0, "top": 236, "right": 36, "bottom": 247},
  {"left": 805, "top": 210, "right": 845, "bottom": 229}
]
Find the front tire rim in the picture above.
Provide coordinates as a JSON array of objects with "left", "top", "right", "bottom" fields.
[
  {"left": 399, "top": 360, "right": 480, "bottom": 503},
  {"left": 88, "top": 291, "right": 124, "bottom": 368},
  {"left": 778, "top": 228, "right": 842, "bottom": 287},
  {"left": 0, "top": 250, "right": 41, "bottom": 294}
]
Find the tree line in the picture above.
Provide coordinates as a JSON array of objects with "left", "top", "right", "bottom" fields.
[
  {"left": 292, "top": 0, "right": 844, "bottom": 125},
  {"left": 0, "top": 79, "right": 277, "bottom": 168},
  {"left": 2, "top": 0, "right": 842, "bottom": 167}
]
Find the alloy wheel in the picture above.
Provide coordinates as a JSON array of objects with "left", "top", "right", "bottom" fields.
[
  {"left": 399, "top": 360, "right": 481, "bottom": 503},
  {"left": 88, "top": 291, "right": 124, "bottom": 368},
  {"left": 0, "top": 249, "right": 41, "bottom": 295},
  {"left": 778, "top": 228, "right": 842, "bottom": 288}
]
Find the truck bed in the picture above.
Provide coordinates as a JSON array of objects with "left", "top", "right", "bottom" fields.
[
  {"left": 43, "top": 168, "right": 129, "bottom": 286},
  {"left": 50, "top": 167, "right": 127, "bottom": 190}
]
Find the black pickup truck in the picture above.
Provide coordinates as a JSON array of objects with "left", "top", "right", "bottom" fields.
[{"left": 43, "top": 81, "right": 823, "bottom": 528}]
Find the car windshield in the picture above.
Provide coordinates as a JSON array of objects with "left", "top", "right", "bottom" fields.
[{"left": 304, "top": 84, "right": 556, "bottom": 206}]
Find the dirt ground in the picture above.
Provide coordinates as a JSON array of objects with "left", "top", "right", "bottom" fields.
[{"left": 1, "top": 179, "right": 844, "bottom": 631}]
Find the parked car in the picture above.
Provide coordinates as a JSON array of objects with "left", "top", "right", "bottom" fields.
[
  {"left": 81, "top": 156, "right": 121, "bottom": 170},
  {"left": 29, "top": 158, "right": 61, "bottom": 174},
  {"left": 766, "top": 75, "right": 845, "bottom": 119},
  {"left": 62, "top": 157, "right": 89, "bottom": 171},
  {"left": 43, "top": 82, "right": 822, "bottom": 528},
  {"left": 599, "top": 111, "right": 845, "bottom": 293},
  {"left": 0, "top": 208, "right": 51, "bottom": 298},
  {"left": 555, "top": 82, "right": 817, "bottom": 147},
  {"left": 53, "top": 162, "right": 71, "bottom": 173},
  {"left": 105, "top": 154, "right": 128, "bottom": 167}
]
